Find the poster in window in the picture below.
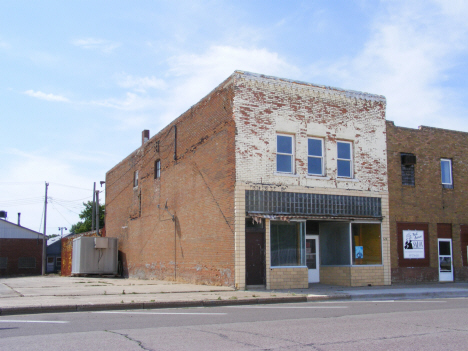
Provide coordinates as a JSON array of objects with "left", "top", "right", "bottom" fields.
[
  {"left": 403, "top": 230, "right": 425, "bottom": 259},
  {"left": 355, "top": 246, "right": 363, "bottom": 259}
]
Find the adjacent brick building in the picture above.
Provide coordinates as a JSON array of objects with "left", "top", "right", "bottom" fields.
[
  {"left": 0, "top": 218, "right": 45, "bottom": 276},
  {"left": 387, "top": 121, "right": 468, "bottom": 282},
  {"left": 106, "top": 71, "right": 391, "bottom": 289}
]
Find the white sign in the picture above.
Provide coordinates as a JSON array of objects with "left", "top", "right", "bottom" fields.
[{"left": 403, "top": 230, "right": 425, "bottom": 259}]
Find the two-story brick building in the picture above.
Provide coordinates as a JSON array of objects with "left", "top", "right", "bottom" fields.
[
  {"left": 106, "top": 71, "right": 391, "bottom": 289},
  {"left": 387, "top": 122, "right": 468, "bottom": 283}
]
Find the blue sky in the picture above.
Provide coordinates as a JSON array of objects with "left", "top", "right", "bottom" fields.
[{"left": 1, "top": 0, "right": 467, "bottom": 233}]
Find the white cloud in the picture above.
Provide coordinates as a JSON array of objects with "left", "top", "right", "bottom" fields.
[
  {"left": 72, "top": 37, "right": 121, "bottom": 53},
  {"left": 159, "top": 45, "right": 300, "bottom": 123},
  {"left": 117, "top": 74, "right": 167, "bottom": 93},
  {"left": 24, "top": 90, "right": 70, "bottom": 102},
  {"left": 90, "top": 92, "right": 157, "bottom": 111},
  {"left": 306, "top": 0, "right": 468, "bottom": 131}
]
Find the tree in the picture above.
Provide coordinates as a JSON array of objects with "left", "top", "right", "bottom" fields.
[{"left": 70, "top": 201, "right": 105, "bottom": 234}]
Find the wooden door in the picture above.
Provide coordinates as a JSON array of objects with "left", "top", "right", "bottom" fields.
[{"left": 245, "top": 231, "right": 265, "bottom": 286}]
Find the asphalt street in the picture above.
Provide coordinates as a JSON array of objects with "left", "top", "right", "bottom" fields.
[{"left": 1, "top": 298, "right": 468, "bottom": 350}]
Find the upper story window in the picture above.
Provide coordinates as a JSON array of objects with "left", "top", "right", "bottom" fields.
[
  {"left": 337, "top": 141, "right": 353, "bottom": 178},
  {"left": 154, "top": 160, "right": 161, "bottom": 179},
  {"left": 277, "top": 134, "right": 294, "bottom": 173},
  {"left": 308, "top": 138, "right": 324, "bottom": 176},
  {"left": 401, "top": 153, "right": 416, "bottom": 186},
  {"left": 441, "top": 158, "right": 453, "bottom": 188},
  {"left": 133, "top": 170, "right": 139, "bottom": 188}
]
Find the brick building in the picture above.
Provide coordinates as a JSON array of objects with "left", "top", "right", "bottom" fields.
[
  {"left": 0, "top": 218, "right": 45, "bottom": 276},
  {"left": 106, "top": 71, "right": 391, "bottom": 289},
  {"left": 387, "top": 121, "right": 468, "bottom": 282}
]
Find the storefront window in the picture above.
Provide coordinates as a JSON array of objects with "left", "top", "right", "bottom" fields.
[
  {"left": 270, "top": 221, "right": 305, "bottom": 267},
  {"left": 352, "top": 223, "right": 382, "bottom": 265},
  {"left": 320, "top": 222, "right": 351, "bottom": 265}
]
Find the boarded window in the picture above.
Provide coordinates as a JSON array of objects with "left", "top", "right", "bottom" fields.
[
  {"left": 18, "top": 257, "right": 36, "bottom": 269},
  {"left": 401, "top": 153, "right": 416, "bottom": 186}
]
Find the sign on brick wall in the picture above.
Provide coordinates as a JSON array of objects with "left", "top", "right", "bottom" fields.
[{"left": 403, "top": 230, "right": 425, "bottom": 259}]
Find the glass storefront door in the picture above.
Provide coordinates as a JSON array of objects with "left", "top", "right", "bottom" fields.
[
  {"left": 438, "top": 238, "right": 453, "bottom": 282},
  {"left": 306, "top": 235, "right": 319, "bottom": 283}
]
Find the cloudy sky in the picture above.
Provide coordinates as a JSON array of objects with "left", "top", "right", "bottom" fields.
[{"left": 1, "top": 0, "right": 467, "bottom": 233}]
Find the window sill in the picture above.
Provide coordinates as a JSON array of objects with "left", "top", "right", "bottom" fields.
[
  {"left": 336, "top": 177, "right": 359, "bottom": 182},
  {"left": 274, "top": 172, "right": 299, "bottom": 178},
  {"left": 270, "top": 266, "right": 307, "bottom": 269},
  {"left": 306, "top": 175, "right": 330, "bottom": 180}
]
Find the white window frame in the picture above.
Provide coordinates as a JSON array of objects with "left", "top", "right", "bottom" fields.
[
  {"left": 155, "top": 160, "right": 161, "bottom": 179},
  {"left": 337, "top": 141, "right": 353, "bottom": 178},
  {"left": 307, "top": 137, "right": 324, "bottom": 176},
  {"left": 441, "top": 158, "right": 453, "bottom": 185},
  {"left": 276, "top": 134, "right": 294, "bottom": 174},
  {"left": 133, "top": 170, "right": 139, "bottom": 188}
]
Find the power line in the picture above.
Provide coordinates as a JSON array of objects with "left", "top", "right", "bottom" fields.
[{"left": 50, "top": 202, "right": 73, "bottom": 225}]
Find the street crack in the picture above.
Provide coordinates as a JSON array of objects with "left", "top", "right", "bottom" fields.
[{"left": 105, "top": 330, "right": 153, "bottom": 351}]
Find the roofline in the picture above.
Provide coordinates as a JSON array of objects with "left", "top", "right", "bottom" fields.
[
  {"left": 234, "top": 70, "right": 386, "bottom": 102},
  {"left": 106, "top": 70, "right": 386, "bottom": 175},
  {"left": 387, "top": 120, "right": 468, "bottom": 135},
  {"left": 0, "top": 219, "right": 45, "bottom": 237}
]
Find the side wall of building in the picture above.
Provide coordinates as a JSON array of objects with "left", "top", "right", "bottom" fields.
[
  {"left": 105, "top": 80, "right": 237, "bottom": 286},
  {"left": 387, "top": 121, "right": 468, "bottom": 282},
  {"left": 0, "top": 239, "right": 43, "bottom": 276}
]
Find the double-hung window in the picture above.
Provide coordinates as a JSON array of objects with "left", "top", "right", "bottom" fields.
[
  {"left": 441, "top": 158, "right": 453, "bottom": 188},
  {"left": 277, "top": 134, "right": 294, "bottom": 173},
  {"left": 337, "top": 141, "right": 353, "bottom": 178},
  {"left": 308, "top": 138, "right": 324, "bottom": 176}
]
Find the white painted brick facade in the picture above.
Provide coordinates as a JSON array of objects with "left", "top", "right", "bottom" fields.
[
  {"left": 231, "top": 71, "right": 390, "bottom": 289},
  {"left": 232, "top": 72, "right": 388, "bottom": 192}
]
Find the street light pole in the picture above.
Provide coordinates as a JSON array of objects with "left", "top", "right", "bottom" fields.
[{"left": 58, "top": 227, "right": 67, "bottom": 238}]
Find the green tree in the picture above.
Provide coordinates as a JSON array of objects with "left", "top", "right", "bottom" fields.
[{"left": 70, "top": 201, "right": 105, "bottom": 234}]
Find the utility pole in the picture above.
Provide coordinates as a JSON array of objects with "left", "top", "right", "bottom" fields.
[
  {"left": 95, "top": 190, "right": 100, "bottom": 235},
  {"left": 42, "top": 182, "right": 49, "bottom": 275},
  {"left": 92, "top": 182, "right": 96, "bottom": 231}
]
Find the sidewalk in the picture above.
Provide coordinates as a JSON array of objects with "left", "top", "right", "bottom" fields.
[{"left": 1, "top": 275, "right": 468, "bottom": 316}]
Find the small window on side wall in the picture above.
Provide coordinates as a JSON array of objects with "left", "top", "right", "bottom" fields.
[
  {"left": 337, "top": 141, "right": 352, "bottom": 178},
  {"left": 441, "top": 158, "right": 453, "bottom": 188},
  {"left": 154, "top": 160, "right": 161, "bottom": 179},
  {"left": 277, "top": 134, "right": 294, "bottom": 173},
  {"left": 401, "top": 153, "right": 416, "bottom": 186},
  {"left": 133, "top": 170, "right": 139, "bottom": 188},
  {"left": 308, "top": 138, "right": 324, "bottom": 176}
]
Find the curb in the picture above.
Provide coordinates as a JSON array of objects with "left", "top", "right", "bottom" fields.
[
  {"left": 348, "top": 291, "right": 468, "bottom": 300},
  {"left": 0, "top": 296, "right": 308, "bottom": 316}
]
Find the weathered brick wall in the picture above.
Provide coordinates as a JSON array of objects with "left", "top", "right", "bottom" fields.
[
  {"left": 232, "top": 72, "right": 391, "bottom": 288},
  {"left": 233, "top": 72, "right": 388, "bottom": 193},
  {"left": 387, "top": 121, "right": 468, "bottom": 282},
  {"left": 0, "top": 239, "right": 43, "bottom": 276},
  {"left": 105, "top": 77, "right": 236, "bottom": 286}
]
